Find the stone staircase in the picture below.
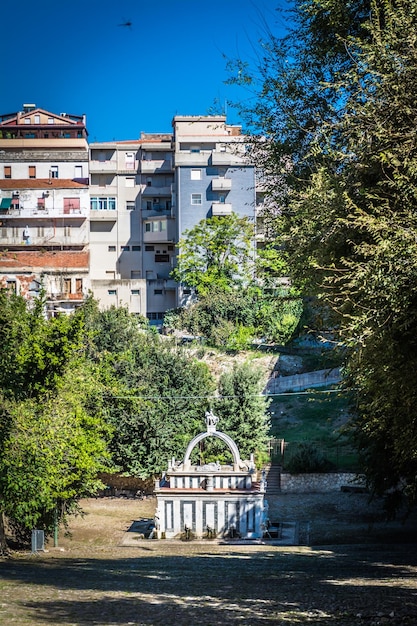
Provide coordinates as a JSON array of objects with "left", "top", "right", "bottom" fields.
[{"left": 264, "top": 462, "right": 282, "bottom": 496}]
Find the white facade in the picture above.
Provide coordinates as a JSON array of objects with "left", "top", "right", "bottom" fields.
[
  {"left": 154, "top": 414, "right": 265, "bottom": 540},
  {"left": 0, "top": 105, "right": 90, "bottom": 315}
]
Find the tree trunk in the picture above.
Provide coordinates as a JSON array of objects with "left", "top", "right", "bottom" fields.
[{"left": 0, "top": 510, "right": 9, "bottom": 556}]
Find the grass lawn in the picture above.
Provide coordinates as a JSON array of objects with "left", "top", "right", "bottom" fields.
[{"left": 269, "top": 390, "right": 359, "bottom": 470}]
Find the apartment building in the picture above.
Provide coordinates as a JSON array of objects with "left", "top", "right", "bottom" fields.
[
  {"left": 172, "top": 116, "right": 256, "bottom": 306},
  {"left": 0, "top": 107, "right": 257, "bottom": 321},
  {"left": 0, "top": 104, "right": 90, "bottom": 315},
  {"left": 88, "top": 133, "right": 174, "bottom": 318}
]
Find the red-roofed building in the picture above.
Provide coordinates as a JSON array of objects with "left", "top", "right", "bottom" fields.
[{"left": 0, "top": 104, "right": 90, "bottom": 315}]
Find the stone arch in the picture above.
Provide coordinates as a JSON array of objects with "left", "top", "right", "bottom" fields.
[{"left": 183, "top": 431, "right": 241, "bottom": 466}]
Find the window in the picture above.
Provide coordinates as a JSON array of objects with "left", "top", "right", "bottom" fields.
[
  {"left": 146, "top": 201, "right": 152, "bottom": 210},
  {"left": 48, "top": 118, "right": 54, "bottom": 124},
  {"left": 90, "top": 197, "right": 116, "bottom": 210},
  {"left": 131, "top": 270, "right": 141, "bottom": 279},
  {"left": 37, "top": 226, "right": 45, "bottom": 237},
  {"left": 29, "top": 166, "right": 36, "bottom": 179},
  {"left": 155, "top": 254, "right": 170, "bottom": 263},
  {"left": 76, "top": 278, "right": 83, "bottom": 294},
  {"left": 6, "top": 281, "right": 16, "bottom": 293},
  {"left": 108, "top": 245, "right": 116, "bottom": 252},
  {"left": 37, "top": 197, "right": 45, "bottom": 209},
  {"left": 147, "top": 312, "right": 164, "bottom": 320},
  {"left": 34, "top": 115, "right": 40, "bottom": 124},
  {"left": 74, "top": 165, "right": 83, "bottom": 179},
  {"left": 190, "top": 146, "right": 200, "bottom": 153},
  {"left": 64, "top": 197, "right": 80, "bottom": 214},
  {"left": 108, "top": 289, "right": 117, "bottom": 295},
  {"left": 50, "top": 166, "right": 58, "bottom": 178},
  {"left": 4, "top": 166, "right": 11, "bottom": 179},
  {"left": 63, "top": 278, "right": 71, "bottom": 294},
  {"left": 126, "top": 201, "right": 136, "bottom": 210},
  {"left": 154, "top": 289, "right": 163, "bottom": 295},
  {"left": 24, "top": 117, "right": 31, "bottom": 124},
  {"left": 132, "top": 245, "right": 141, "bottom": 251},
  {"left": 191, "top": 169, "right": 201, "bottom": 180},
  {"left": 121, "top": 245, "right": 130, "bottom": 251},
  {"left": 191, "top": 193, "right": 202, "bottom": 205},
  {"left": 145, "top": 245, "right": 154, "bottom": 251},
  {"left": 125, "top": 153, "right": 135, "bottom": 169},
  {"left": 145, "top": 220, "right": 166, "bottom": 232},
  {"left": 131, "top": 289, "right": 140, "bottom": 295}
]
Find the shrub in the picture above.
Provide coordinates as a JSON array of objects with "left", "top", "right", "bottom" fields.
[{"left": 286, "top": 442, "right": 334, "bottom": 473}]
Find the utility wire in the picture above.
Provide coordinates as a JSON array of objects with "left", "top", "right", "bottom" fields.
[{"left": 102, "top": 388, "right": 345, "bottom": 400}]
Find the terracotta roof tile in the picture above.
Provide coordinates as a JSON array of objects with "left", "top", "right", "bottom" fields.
[{"left": 0, "top": 179, "right": 88, "bottom": 190}]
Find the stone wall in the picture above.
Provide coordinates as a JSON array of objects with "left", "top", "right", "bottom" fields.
[
  {"left": 265, "top": 367, "right": 341, "bottom": 394},
  {"left": 280, "top": 472, "right": 365, "bottom": 493}
]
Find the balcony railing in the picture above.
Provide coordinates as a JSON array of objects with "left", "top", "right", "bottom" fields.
[
  {"left": 140, "top": 159, "right": 173, "bottom": 173},
  {"left": 211, "top": 202, "right": 232, "bottom": 216},
  {"left": 211, "top": 177, "right": 232, "bottom": 191},
  {"left": 0, "top": 207, "right": 88, "bottom": 219}
]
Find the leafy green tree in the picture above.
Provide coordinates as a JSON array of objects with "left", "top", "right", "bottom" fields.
[
  {"left": 0, "top": 363, "right": 111, "bottom": 542},
  {"left": 0, "top": 292, "right": 111, "bottom": 549},
  {"left": 231, "top": 0, "right": 417, "bottom": 511},
  {"left": 206, "top": 362, "right": 270, "bottom": 465},
  {"left": 171, "top": 213, "right": 255, "bottom": 295},
  {"left": 79, "top": 302, "right": 216, "bottom": 477},
  {"left": 103, "top": 340, "right": 216, "bottom": 478}
]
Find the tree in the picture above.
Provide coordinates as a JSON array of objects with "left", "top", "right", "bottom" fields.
[
  {"left": 230, "top": 0, "right": 417, "bottom": 512},
  {"left": 210, "top": 362, "right": 270, "bottom": 465},
  {"left": 0, "top": 363, "right": 111, "bottom": 542},
  {"left": 171, "top": 213, "right": 255, "bottom": 295},
  {"left": 0, "top": 292, "right": 111, "bottom": 549},
  {"left": 79, "top": 301, "right": 217, "bottom": 477}
]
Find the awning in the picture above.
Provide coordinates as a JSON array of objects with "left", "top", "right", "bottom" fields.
[{"left": 0, "top": 198, "right": 12, "bottom": 210}]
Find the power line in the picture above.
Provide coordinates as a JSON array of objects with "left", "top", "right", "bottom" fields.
[{"left": 102, "top": 388, "right": 345, "bottom": 400}]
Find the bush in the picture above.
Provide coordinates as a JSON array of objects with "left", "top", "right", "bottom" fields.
[{"left": 286, "top": 442, "right": 334, "bottom": 473}]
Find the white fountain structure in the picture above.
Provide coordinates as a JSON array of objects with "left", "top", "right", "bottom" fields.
[{"left": 154, "top": 411, "right": 266, "bottom": 539}]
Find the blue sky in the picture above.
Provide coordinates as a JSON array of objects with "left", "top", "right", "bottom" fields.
[{"left": 2, "top": 0, "right": 291, "bottom": 142}]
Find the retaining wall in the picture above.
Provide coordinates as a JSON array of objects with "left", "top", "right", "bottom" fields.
[{"left": 279, "top": 472, "right": 364, "bottom": 493}]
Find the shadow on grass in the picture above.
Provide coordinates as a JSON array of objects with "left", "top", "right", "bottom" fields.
[{"left": 1, "top": 545, "right": 417, "bottom": 624}]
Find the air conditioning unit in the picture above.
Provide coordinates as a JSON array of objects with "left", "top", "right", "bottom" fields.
[{"left": 12, "top": 190, "right": 20, "bottom": 197}]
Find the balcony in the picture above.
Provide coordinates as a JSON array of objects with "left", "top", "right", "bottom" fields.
[
  {"left": 89, "top": 210, "right": 117, "bottom": 221},
  {"left": 88, "top": 160, "right": 118, "bottom": 173},
  {"left": 211, "top": 177, "right": 232, "bottom": 191},
  {"left": 211, "top": 202, "right": 232, "bottom": 216},
  {"left": 174, "top": 152, "right": 210, "bottom": 166},
  {"left": 0, "top": 206, "right": 88, "bottom": 219},
  {"left": 143, "top": 218, "right": 176, "bottom": 243},
  {"left": 142, "top": 185, "right": 172, "bottom": 197},
  {"left": 211, "top": 151, "right": 243, "bottom": 166},
  {"left": 0, "top": 232, "right": 88, "bottom": 247},
  {"left": 140, "top": 159, "right": 173, "bottom": 174}
]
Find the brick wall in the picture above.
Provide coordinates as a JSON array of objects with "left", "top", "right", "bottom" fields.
[{"left": 0, "top": 250, "right": 89, "bottom": 269}]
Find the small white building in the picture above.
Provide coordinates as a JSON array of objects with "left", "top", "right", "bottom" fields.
[{"left": 154, "top": 412, "right": 266, "bottom": 540}]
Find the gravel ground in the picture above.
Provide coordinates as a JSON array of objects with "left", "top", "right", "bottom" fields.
[{"left": 1, "top": 496, "right": 416, "bottom": 625}]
